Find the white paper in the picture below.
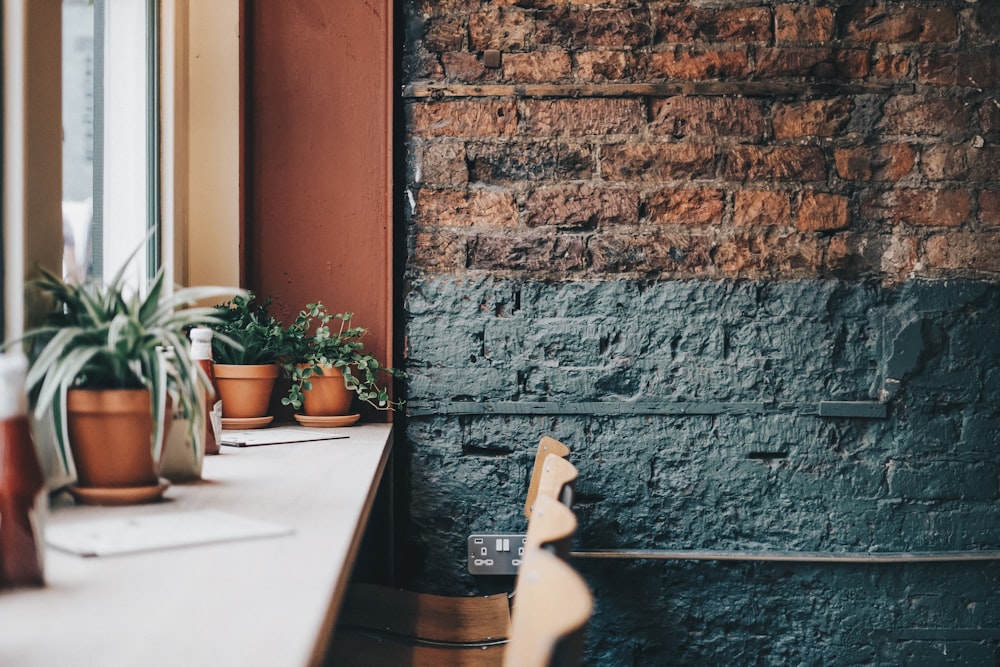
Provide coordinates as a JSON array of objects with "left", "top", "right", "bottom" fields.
[
  {"left": 46, "top": 510, "right": 294, "bottom": 557},
  {"left": 221, "top": 427, "right": 349, "bottom": 447}
]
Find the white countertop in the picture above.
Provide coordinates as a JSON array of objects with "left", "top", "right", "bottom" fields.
[{"left": 0, "top": 423, "right": 393, "bottom": 667}]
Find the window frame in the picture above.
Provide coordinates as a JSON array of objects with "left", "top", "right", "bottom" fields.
[{"left": 3, "top": 0, "right": 240, "bottom": 344}]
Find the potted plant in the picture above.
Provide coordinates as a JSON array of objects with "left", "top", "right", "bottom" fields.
[
  {"left": 210, "top": 293, "right": 288, "bottom": 427},
  {"left": 16, "top": 263, "right": 241, "bottom": 504},
  {"left": 281, "top": 303, "right": 404, "bottom": 426}
]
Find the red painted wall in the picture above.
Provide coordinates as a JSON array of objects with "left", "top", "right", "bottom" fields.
[{"left": 245, "top": 0, "right": 394, "bottom": 416}]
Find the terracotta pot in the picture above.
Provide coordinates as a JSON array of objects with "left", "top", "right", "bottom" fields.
[
  {"left": 66, "top": 388, "right": 162, "bottom": 489},
  {"left": 213, "top": 363, "right": 280, "bottom": 418},
  {"left": 300, "top": 365, "right": 353, "bottom": 416}
]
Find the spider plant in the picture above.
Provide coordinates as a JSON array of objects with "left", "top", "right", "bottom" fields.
[{"left": 15, "top": 260, "right": 244, "bottom": 471}]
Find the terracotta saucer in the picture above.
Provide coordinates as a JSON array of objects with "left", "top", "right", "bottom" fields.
[
  {"left": 293, "top": 413, "right": 361, "bottom": 428},
  {"left": 67, "top": 478, "right": 170, "bottom": 506},
  {"left": 221, "top": 416, "right": 274, "bottom": 429}
]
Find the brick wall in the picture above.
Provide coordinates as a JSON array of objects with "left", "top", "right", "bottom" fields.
[
  {"left": 404, "top": 1, "right": 999, "bottom": 284},
  {"left": 399, "top": 2, "right": 1000, "bottom": 664}
]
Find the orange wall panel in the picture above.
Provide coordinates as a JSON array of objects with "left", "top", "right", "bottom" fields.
[{"left": 245, "top": 0, "right": 394, "bottom": 411}]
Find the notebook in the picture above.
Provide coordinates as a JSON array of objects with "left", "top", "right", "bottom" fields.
[
  {"left": 46, "top": 510, "right": 294, "bottom": 557},
  {"left": 220, "top": 427, "right": 349, "bottom": 447}
]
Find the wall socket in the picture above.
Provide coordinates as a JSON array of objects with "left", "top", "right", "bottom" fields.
[{"left": 467, "top": 533, "right": 527, "bottom": 575}]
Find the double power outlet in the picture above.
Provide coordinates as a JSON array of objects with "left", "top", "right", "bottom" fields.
[{"left": 467, "top": 533, "right": 527, "bottom": 575}]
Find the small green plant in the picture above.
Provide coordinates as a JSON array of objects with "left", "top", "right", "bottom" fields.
[
  {"left": 281, "top": 304, "right": 404, "bottom": 412},
  {"left": 13, "top": 262, "right": 242, "bottom": 468},
  {"left": 210, "top": 293, "right": 288, "bottom": 365}
]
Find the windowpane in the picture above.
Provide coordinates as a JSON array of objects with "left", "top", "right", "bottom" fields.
[
  {"left": 61, "top": 0, "right": 94, "bottom": 284},
  {"left": 62, "top": 0, "right": 158, "bottom": 290}
]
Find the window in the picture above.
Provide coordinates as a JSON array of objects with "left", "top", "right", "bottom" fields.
[
  {"left": 4, "top": 0, "right": 238, "bottom": 343},
  {"left": 62, "top": 0, "right": 159, "bottom": 289}
]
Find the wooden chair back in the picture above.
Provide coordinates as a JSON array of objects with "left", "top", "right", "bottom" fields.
[
  {"left": 330, "top": 630, "right": 506, "bottom": 666},
  {"left": 330, "top": 435, "right": 579, "bottom": 666},
  {"left": 524, "top": 436, "right": 570, "bottom": 519},
  {"left": 329, "top": 585, "right": 511, "bottom": 666},
  {"left": 535, "top": 452, "right": 577, "bottom": 509},
  {"left": 524, "top": 494, "right": 577, "bottom": 558},
  {"left": 339, "top": 583, "right": 511, "bottom": 642},
  {"left": 503, "top": 549, "right": 593, "bottom": 667}
]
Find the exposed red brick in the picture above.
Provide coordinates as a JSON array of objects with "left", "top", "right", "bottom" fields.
[
  {"left": 502, "top": 51, "right": 572, "bottom": 82},
  {"left": 881, "top": 97, "right": 972, "bottom": 137},
  {"left": 655, "top": 7, "right": 772, "bottom": 43},
  {"left": 525, "top": 186, "right": 639, "bottom": 228},
  {"left": 963, "top": 4, "right": 1000, "bottom": 45},
  {"left": 734, "top": 190, "right": 792, "bottom": 227},
  {"left": 980, "top": 191, "right": 1000, "bottom": 228},
  {"left": 714, "top": 230, "right": 824, "bottom": 278},
  {"left": 406, "top": 0, "right": 999, "bottom": 281},
  {"left": 922, "top": 144, "right": 1000, "bottom": 182},
  {"left": 864, "top": 189, "right": 971, "bottom": 228},
  {"left": 796, "top": 192, "right": 849, "bottom": 231},
  {"left": 469, "top": 9, "right": 533, "bottom": 51},
  {"left": 423, "top": 16, "right": 467, "bottom": 53},
  {"left": 489, "top": 0, "right": 565, "bottom": 6},
  {"left": 926, "top": 232, "right": 1000, "bottom": 272},
  {"left": 834, "top": 145, "right": 916, "bottom": 181},
  {"left": 415, "top": 189, "right": 518, "bottom": 227},
  {"left": 467, "top": 142, "right": 594, "bottom": 183},
  {"left": 648, "top": 189, "right": 725, "bottom": 226},
  {"left": 418, "top": 142, "right": 468, "bottom": 185},
  {"left": 723, "top": 146, "right": 826, "bottom": 182},
  {"left": 775, "top": 5, "right": 834, "bottom": 43},
  {"left": 640, "top": 48, "right": 751, "bottom": 80},
  {"left": 755, "top": 47, "right": 869, "bottom": 79},
  {"left": 590, "top": 232, "right": 715, "bottom": 274},
  {"left": 409, "top": 52, "right": 445, "bottom": 81},
  {"left": 467, "top": 234, "right": 589, "bottom": 272},
  {"left": 919, "top": 52, "right": 1000, "bottom": 88},
  {"left": 981, "top": 99, "right": 1000, "bottom": 134},
  {"left": 871, "top": 53, "right": 911, "bottom": 79},
  {"left": 575, "top": 51, "right": 631, "bottom": 81},
  {"left": 522, "top": 98, "right": 645, "bottom": 136},
  {"left": 773, "top": 99, "right": 853, "bottom": 139},
  {"left": 409, "top": 101, "right": 517, "bottom": 138},
  {"left": 602, "top": 143, "right": 716, "bottom": 181},
  {"left": 536, "top": 7, "right": 652, "bottom": 48},
  {"left": 417, "top": 0, "right": 481, "bottom": 12},
  {"left": 827, "top": 232, "right": 885, "bottom": 275},
  {"left": 880, "top": 234, "right": 920, "bottom": 282},
  {"left": 841, "top": 6, "right": 958, "bottom": 43},
  {"left": 650, "top": 97, "right": 766, "bottom": 138},
  {"left": 412, "top": 231, "right": 467, "bottom": 271},
  {"left": 835, "top": 50, "right": 873, "bottom": 80},
  {"left": 442, "top": 52, "right": 492, "bottom": 82}
]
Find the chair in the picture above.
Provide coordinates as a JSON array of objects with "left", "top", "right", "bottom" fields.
[
  {"left": 330, "top": 586, "right": 510, "bottom": 666},
  {"left": 524, "top": 436, "right": 571, "bottom": 519},
  {"left": 502, "top": 548, "right": 593, "bottom": 667},
  {"left": 534, "top": 452, "right": 577, "bottom": 510},
  {"left": 524, "top": 494, "right": 577, "bottom": 558},
  {"left": 327, "top": 437, "right": 573, "bottom": 666}
]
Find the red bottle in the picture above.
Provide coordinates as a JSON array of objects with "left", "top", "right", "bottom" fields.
[
  {"left": 0, "top": 352, "right": 45, "bottom": 588},
  {"left": 189, "top": 328, "right": 220, "bottom": 455}
]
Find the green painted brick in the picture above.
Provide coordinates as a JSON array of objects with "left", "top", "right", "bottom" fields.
[
  {"left": 888, "top": 461, "right": 998, "bottom": 501},
  {"left": 401, "top": 278, "right": 1000, "bottom": 666}
]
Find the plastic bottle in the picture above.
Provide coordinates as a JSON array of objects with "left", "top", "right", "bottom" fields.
[
  {"left": 189, "top": 328, "right": 220, "bottom": 455},
  {"left": 0, "top": 352, "right": 45, "bottom": 588}
]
